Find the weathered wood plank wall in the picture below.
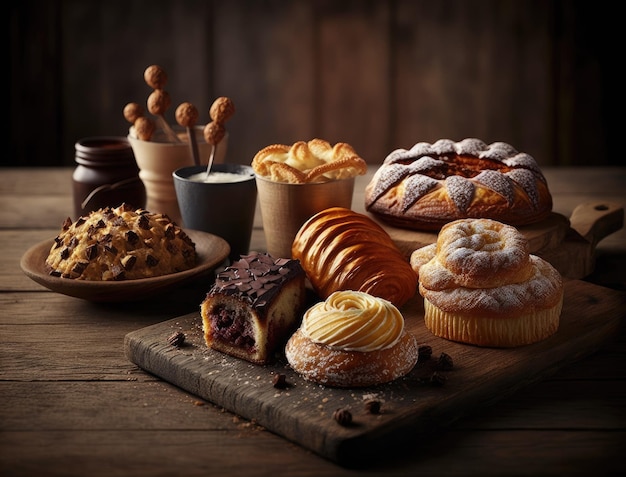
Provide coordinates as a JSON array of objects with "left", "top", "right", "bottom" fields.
[{"left": 8, "top": 0, "right": 618, "bottom": 168}]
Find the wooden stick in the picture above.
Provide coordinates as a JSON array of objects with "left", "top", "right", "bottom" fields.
[{"left": 187, "top": 127, "right": 200, "bottom": 166}]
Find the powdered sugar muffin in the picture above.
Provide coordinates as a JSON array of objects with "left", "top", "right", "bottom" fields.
[
  {"left": 285, "top": 290, "right": 419, "bottom": 387},
  {"left": 412, "top": 218, "right": 563, "bottom": 347}
]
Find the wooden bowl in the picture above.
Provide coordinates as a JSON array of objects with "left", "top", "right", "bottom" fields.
[{"left": 20, "top": 229, "right": 229, "bottom": 302}]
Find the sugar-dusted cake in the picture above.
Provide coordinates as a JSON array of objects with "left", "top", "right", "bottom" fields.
[
  {"left": 45, "top": 204, "right": 196, "bottom": 280},
  {"left": 365, "top": 138, "right": 553, "bottom": 230},
  {"left": 200, "top": 252, "right": 306, "bottom": 364},
  {"left": 411, "top": 218, "right": 563, "bottom": 347}
]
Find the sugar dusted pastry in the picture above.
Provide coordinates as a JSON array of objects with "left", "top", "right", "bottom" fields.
[
  {"left": 201, "top": 252, "right": 306, "bottom": 364},
  {"left": 285, "top": 290, "right": 419, "bottom": 387},
  {"left": 252, "top": 139, "right": 367, "bottom": 183},
  {"left": 365, "top": 138, "right": 553, "bottom": 230},
  {"left": 292, "top": 207, "right": 417, "bottom": 307},
  {"left": 412, "top": 218, "right": 563, "bottom": 347},
  {"left": 45, "top": 204, "right": 196, "bottom": 280}
]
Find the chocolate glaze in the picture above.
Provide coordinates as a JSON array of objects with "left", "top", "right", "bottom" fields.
[{"left": 207, "top": 252, "right": 304, "bottom": 310}]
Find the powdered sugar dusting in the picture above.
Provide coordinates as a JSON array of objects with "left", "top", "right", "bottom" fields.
[
  {"left": 408, "top": 142, "right": 435, "bottom": 157},
  {"left": 445, "top": 176, "right": 474, "bottom": 212},
  {"left": 402, "top": 175, "right": 439, "bottom": 211},
  {"left": 431, "top": 139, "right": 456, "bottom": 155},
  {"left": 479, "top": 142, "right": 518, "bottom": 161},
  {"left": 366, "top": 138, "right": 552, "bottom": 227},
  {"left": 503, "top": 152, "right": 541, "bottom": 173},
  {"left": 384, "top": 148, "right": 415, "bottom": 165},
  {"left": 422, "top": 255, "right": 563, "bottom": 315},
  {"left": 506, "top": 169, "right": 541, "bottom": 208},
  {"left": 409, "top": 156, "right": 445, "bottom": 173},
  {"left": 474, "top": 170, "right": 514, "bottom": 204},
  {"left": 421, "top": 219, "right": 532, "bottom": 290},
  {"left": 454, "top": 138, "right": 487, "bottom": 156},
  {"left": 370, "top": 164, "right": 411, "bottom": 202}
]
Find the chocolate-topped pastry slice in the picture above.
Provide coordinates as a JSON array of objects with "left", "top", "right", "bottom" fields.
[{"left": 200, "top": 252, "right": 306, "bottom": 364}]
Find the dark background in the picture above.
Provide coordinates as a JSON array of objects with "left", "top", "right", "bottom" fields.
[{"left": 8, "top": 0, "right": 619, "bottom": 168}]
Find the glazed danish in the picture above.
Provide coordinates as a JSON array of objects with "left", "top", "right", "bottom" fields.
[{"left": 291, "top": 207, "right": 417, "bottom": 308}]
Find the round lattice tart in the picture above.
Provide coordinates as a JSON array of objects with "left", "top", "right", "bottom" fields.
[{"left": 365, "top": 138, "right": 553, "bottom": 230}]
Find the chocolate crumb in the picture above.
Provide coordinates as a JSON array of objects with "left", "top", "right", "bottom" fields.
[
  {"left": 138, "top": 214, "right": 150, "bottom": 230},
  {"left": 111, "top": 264, "right": 126, "bottom": 280},
  {"left": 121, "top": 255, "right": 137, "bottom": 271},
  {"left": 333, "top": 408, "right": 353, "bottom": 426},
  {"left": 430, "top": 371, "right": 447, "bottom": 386},
  {"left": 146, "top": 254, "right": 159, "bottom": 267},
  {"left": 167, "top": 331, "right": 185, "bottom": 347},
  {"left": 437, "top": 352, "right": 454, "bottom": 370},
  {"left": 126, "top": 230, "right": 139, "bottom": 244},
  {"left": 364, "top": 399, "right": 381, "bottom": 414},
  {"left": 272, "top": 374, "right": 287, "bottom": 389},
  {"left": 85, "top": 243, "right": 98, "bottom": 261},
  {"left": 418, "top": 345, "right": 433, "bottom": 361}
]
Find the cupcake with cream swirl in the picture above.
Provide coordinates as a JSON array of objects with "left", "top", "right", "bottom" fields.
[{"left": 285, "top": 290, "right": 419, "bottom": 387}]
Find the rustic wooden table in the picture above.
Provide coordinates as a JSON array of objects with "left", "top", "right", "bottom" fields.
[{"left": 1, "top": 167, "right": 625, "bottom": 476}]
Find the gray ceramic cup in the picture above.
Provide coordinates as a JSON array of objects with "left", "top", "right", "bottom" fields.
[{"left": 173, "top": 164, "right": 257, "bottom": 263}]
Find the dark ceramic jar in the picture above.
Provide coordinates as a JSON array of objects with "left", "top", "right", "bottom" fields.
[{"left": 72, "top": 136, "right": 146, "bottom": 218}]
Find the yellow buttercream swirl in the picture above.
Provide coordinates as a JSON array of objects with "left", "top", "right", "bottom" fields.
[{"left": 300, "top": 290, "right": 405, "bottom": 352}]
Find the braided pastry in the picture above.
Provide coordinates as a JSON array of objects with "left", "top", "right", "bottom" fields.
[{"left": 291, "top": 207, "right": 417, "bottom": 307}]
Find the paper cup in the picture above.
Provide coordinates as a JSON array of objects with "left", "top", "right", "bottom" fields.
[
  {"left": 129, "top": 125, "right": 227, "bottom": 224},
  {"left": 255, "top": 175, "right": 355, "bottom": 258}
]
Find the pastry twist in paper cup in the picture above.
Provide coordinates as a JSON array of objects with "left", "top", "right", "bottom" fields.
[{"left": 252, "top": 139, "right": 367, "bottom": 183}]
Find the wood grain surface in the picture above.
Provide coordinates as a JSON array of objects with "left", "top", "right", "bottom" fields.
[
  {"left": 125, "top": 279, "right": 624, "bottom": 466},
  {"left": 3, "top": 167, "right": 625, "bottom": 477}
]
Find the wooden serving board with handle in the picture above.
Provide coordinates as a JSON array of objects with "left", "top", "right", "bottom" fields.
[
  {"left": 125, "top": 279, "right": 625, "bottom": 467},
  {"left": 373, "top": 201, "right": 624, "bottom": 279}
]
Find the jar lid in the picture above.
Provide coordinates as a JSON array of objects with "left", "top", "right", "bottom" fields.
[{"left": 75, "top": 136, "right": 135, "bottom": 163}]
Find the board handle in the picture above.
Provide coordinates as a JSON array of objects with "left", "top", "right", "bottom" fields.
[{"left": 569, "top": 202, "right": 624, "bottom": 248}]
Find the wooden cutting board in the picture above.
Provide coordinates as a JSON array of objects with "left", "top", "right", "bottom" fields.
[
  {"left": 124, "top": 279, "right": 625, "bottom": 467},
  {"left": 374, "top": 201, "right": 624, "bottom": 279}
]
